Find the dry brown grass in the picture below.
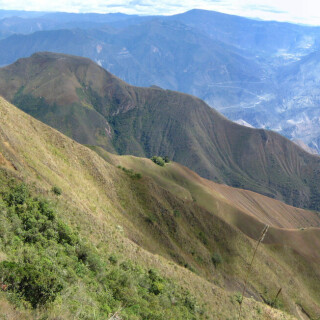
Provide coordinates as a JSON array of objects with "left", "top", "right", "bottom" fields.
[{"left": 0, "top": 296, "right": 31, "bottom": 320}]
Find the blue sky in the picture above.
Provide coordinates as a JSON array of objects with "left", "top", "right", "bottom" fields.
[{"left": 0, "top": 0, "right": 319, "bottom": 25}]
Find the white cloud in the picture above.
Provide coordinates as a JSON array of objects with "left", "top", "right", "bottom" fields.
[{"left": 0, "top": 0, "right": 320, "bottom": 25}]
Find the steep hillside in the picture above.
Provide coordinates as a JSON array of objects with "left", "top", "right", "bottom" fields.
[
  {"left": 94, "top": 148, "right": 320, "bottom": 230},
  {"left": 1, "top": 52, "right": 320, "bottom": 211},
  {"left": 1, "top": 97, "right": 320, "bottom": 318}
]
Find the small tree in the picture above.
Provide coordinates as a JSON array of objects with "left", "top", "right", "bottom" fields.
[
  {"left": 151, "top": 156, "right": 165, "bottom": 167},
  {"left": 211, "top": 252, "right": 222, "bottom": 267},
  {"left": 0, "top": 261, "right": 63, "bottom": 308},
  {"left": 52, "top": 186, "right": 62, "bottom": 196}
]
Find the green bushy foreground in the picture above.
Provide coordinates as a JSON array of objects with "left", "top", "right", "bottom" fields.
[{"left": 0, "top": 174, "right": 204, "bottom": 319}]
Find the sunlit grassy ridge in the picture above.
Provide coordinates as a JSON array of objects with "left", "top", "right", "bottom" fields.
[{"left": 0, "top": 97, "right": 319, "bottom": 319}]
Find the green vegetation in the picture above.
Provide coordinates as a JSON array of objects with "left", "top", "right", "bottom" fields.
[
  {"left": 12, "top": 86, "right": 114, "bottom": 153},
  {"left": 117, "top": 165, "right": 142, "bottom": 179},
  {"left": 174, "top": 209, "right": 181, "bottom": 218},
  {"left": 235, "top": 293, "right": 243, "bottom": 305},
  {"left": 51, "top": 185, "right": 62, "bottom": 196},
  {"left": 211, "top": 253, "right": 222, "bottom": 267},
  {"left": 151, "top": 156, "right": 166, "bottom": 167},
  {"left": 0, "top": 176, "right": 204, "bottom": 319},
  {"left": 0, "top": 261, "right": 63, "bottom": 308},
  {"left": 198, "top": 231, "right": 208, "bottom": 246},
  {"left": 13, "top": 88, "right": 51, "bottom": 117}
]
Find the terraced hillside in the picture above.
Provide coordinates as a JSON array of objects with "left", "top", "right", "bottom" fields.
[
  {"left": 0, "top": 97, "right": 319, "bottom": 319},
  {"left": 1, "top": 52, "right": 320, "bottom": 211}
]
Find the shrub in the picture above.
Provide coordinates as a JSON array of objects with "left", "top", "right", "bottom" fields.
[
  {"left": 198, "top": 231, "right": 208, "bottom": 245},
  {"left": 184, "top": 263, "right": 196, "bottom": 273},
  {"left": 0, "top": 260, "right": 63, "bottom": 308},
  {"left": 164, "top": 156, "right": 170, "bottom": 163},
  {"left": 173, "top": 209, "right": 181, "bottom": 218},
  {"left": 151, "top": 156, "right": 165, "bottom": 167},
  {"left": 148, "top": 269, "right": 165, "bottom": 295},
  {"left": 235, "top": 292, "right": 243, "bottom": 304},
  {"left": 134, "top": 173, "right": 142, "bottom": 179},
  {"left": 52, "top": 186, "right": 62, "bottom": 196},
  {"left": 211, "top": 252, "right": 223, "bottom": 267},
  {"left": 119, "top": 166, "right": 142, "bottom": 180},
  {"left": 108, "top": 254, "right": 118, "bottom": 265},
  {"left": 5, "top": 184, "right": 29, "bottom": 206},
  {"left": 150, "top": 281, "right": 164, "bottom": 295}
]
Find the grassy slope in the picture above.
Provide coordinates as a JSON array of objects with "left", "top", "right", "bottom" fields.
[
  {"left": 95, "top": 148, "right": 320, "bottom": 318},
  {"left": 95, "top": 148, "right": 320, "bottom": 230},
  {"left": 0, "top": 176, "right": 207, "bottom": 320},
  {"left": 0, "top": 52, "right": 320, "bottom": 212},
  {"left": 0, "top": 98, "right": 319, "bottom": 319}
]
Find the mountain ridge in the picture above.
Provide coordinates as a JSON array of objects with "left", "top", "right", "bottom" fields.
[{"left": 1, "top": 51, "right": 320, "bottom": 211}]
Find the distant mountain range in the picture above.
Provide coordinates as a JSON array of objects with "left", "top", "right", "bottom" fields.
[
  {"left": 0, "top": 9, "right": 320, "bottom": 152},
  {"left": 1, "top": 52, "right": 320, "bottom": 211}
]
